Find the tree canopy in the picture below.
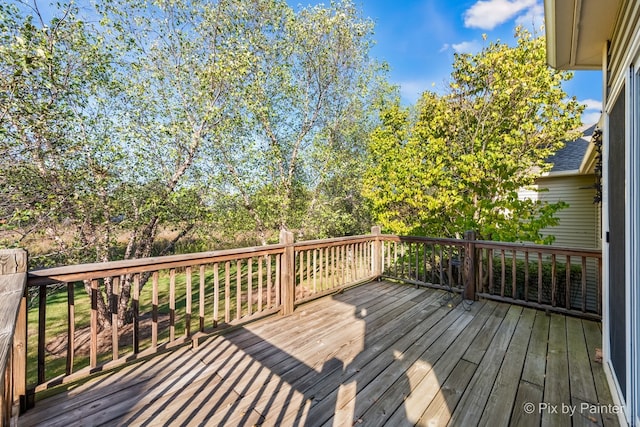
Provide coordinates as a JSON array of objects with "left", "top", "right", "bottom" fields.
[
  {"left": 0, "top": 0, "right": 385, "bottom": 325},
  {"left": 363, "top": 28, "right": 583, "bottom": 242}
]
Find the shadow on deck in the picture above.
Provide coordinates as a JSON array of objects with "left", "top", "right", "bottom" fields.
[{"left": 19, "top": 281, "right": 619, "bottom": 426}]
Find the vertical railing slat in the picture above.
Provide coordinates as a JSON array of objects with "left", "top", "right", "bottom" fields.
[
  {"left": 524, "top": 251, "right": 529, "bottom": 302},
  {"left": 500, "top": 250, "right": 506, "bottom": 297},
  {"left": 111, "top": 276, "right": 119, "bottom": 360},
  {"left": 89, "top": 280, "right": 98, "bottom": 370},
  {"left": 247, "top": 259, "right": 253, "bottom": 316},
  {"left": 213, "top": 263, "right": 219, "bottom": 328},
  {"left": 581, "top": 257, "right": 587, "bottom": 313},
  {"left": 133, "top": 274, "right": 140, "bottom": 354},
  {"left": 225, "top": 262, "right": 231, "bottom": 323},
  {"left": 266, "top": 255, "right": 272, "bottom": 308},
  {"left": 152, "top": 272, "right": 158, "bottom": 349},
  {"left": 185, "top": 266, "right": 192, "bottom": 337},
  {"left": 565, "top": 256, "right": 571, "bottom": 310},
  {"left": 66, "top": 283, "right": 75, "bottom": 375},
  {"left": 313, "top": 249, "right": 317, "bottom": 293},
  {"left": 236, "top": 260, "right": 242, "bottom": 321},
  {"left": 199, "top": 265, "right": 206, "bottom": 332},
  {"left": 257, "top": 258, "right": 263, "bottom": 312},
  {"left": 551, "top": 254, "right": 557, "bottom": 307},
  {"left": 511, "top": 250, "right": 516, "bottom": 299}
]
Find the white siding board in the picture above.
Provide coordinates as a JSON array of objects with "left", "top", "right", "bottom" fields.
[{"left": 520, "top": 174, "right": 600, "bottom": 249}]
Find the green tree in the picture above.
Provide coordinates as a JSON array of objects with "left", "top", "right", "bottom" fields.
[
  {"left": 363, "top": 28, "right": 583, "bottom": 242},
  {"left": 0, "top": 0, "right": 233, "bottom": 326},
  {"left": 205, "top": 0, "right": 384, "bottom": 243},
  {"left": 1, "top": 0, "right": 386, "bottom": 327}
]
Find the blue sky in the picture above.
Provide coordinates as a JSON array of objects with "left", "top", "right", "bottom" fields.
[{"left": 295, "top": 0, "right": 603, "bottom": 125}]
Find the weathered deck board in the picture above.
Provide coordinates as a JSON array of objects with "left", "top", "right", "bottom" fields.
[{"left": 19, "top": 281, "right": 620, "bottom": 427}]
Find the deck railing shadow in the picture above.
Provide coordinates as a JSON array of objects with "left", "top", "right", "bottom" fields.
[{"left": 0, "top": 227, "right": 603, "bottom": 424}]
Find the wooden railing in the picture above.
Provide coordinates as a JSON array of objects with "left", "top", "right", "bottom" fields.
[
  {"left": 20, "top": 230, "right": 378, "bottom": 403},
  {"left": 474, "top": 240, "right": 602, "bottom": 319},
  {"left": 0, "top": 249, "right": 28, "bottom": 426},
  {"left": 379, "top": 234, "right": 468, "bottom": 294},
  {"left": 0, "top": 227, "right": 602, "bottom": 420},
  {"left": 379, "top": 233, "right": 602, "bottom": 320}
]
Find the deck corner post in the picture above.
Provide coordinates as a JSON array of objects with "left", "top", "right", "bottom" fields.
[
  {"left": 371, "top": 226, "right": 382, "bottom": 278},
  {"left": 463, "top": 231, "right": 477, "bottom": 301},
  {"left": 279, "top": 230, "right": 295, "bottom": 315},
  {"left": 0, "top": 248, "right": 28, "bottom": 422}
]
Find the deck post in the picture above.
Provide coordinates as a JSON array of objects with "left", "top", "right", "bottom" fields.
[
  {"left": 463, "top": 231, "right": 477, "bottom": 301},
  {"left": 0, "top": 249, "right": 28, "bottom": 423},
  {"left": 279, "top": 230, "right": 295, "bottom": 315},
  {"left": 371, "top": 226, "right": 382, "bottom": 278}
]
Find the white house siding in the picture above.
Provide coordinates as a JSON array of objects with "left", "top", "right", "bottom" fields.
[
  {"left": 520, "top": 174, "right": 600, "bottom": 249},
  {"left": 519, "top": 174, "right": 600, "bottom": 313}
]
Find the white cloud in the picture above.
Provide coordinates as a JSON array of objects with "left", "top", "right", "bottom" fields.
[
  {"left": 515, "top": 3, "right": 544, "bottom": 31},
  {"left": 452, "top": 40, "right": 482, "bottom": 54},
  {"left": 582, "top": 111, "right": 602, "bottom": 125},
  {"left": 399, "top": 80, "right": 432, "bottom": 104},
  {"left": 439, "top": 43, "right": 450, "bottom": 53},
  {"left": 464, "top": 0, "right": 537, "bottom": 30},
  {"left": 580, "top": 98, "right": 602, "bottom": 111}
]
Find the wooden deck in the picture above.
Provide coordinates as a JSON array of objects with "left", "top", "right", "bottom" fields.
[{"left": 19, "top": 281, "right": 619, "bottom": 426}]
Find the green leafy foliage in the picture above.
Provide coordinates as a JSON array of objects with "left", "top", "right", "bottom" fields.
[
  {"left": 1, "top": 0, "right": 386, "bottom": 325},
  {"left": 363, "top": 28, "right": 582, "bottom": 243}
]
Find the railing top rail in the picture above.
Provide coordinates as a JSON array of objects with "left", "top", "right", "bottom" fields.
[
  {"left": 473, "top": 240, "right": 602, "bottom": 257},
  {"left": 379, "top": 234, "right": 466, "bottom": 246},
  {"left": 378, "top": 233, "right": 601, "bottom": 257},
  {"left": 27, "top": 243, "right": 287, "bottom": 286},
  {"left": 293, "top": 234, "right": 375, "bottom": 250}
]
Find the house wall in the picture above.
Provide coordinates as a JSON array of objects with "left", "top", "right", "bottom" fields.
[
  {"left": 604, "top": 0, "right": 640, "bottom": 422},
  {"left": 519, "top": 174, "right": 600, "bottom": 248},
  {"left": 607, "top": 0, "right": 640, "bottom": 101}
]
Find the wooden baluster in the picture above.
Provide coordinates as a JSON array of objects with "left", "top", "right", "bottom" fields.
[
  {"left": 478, "top": 249, "right": 484, "bottom": 293},
  {"left": 66, "top": 283, "right": 75, "bottom": 375},
  {"left": 275, "top": 253, "right": 281, "bottom": 306},
  {"left": 394, "top": 242, "right": 398, "bottom": 278},
  {"left": 524, "top": 251, "right": 529, "bottom": 302},
  {"left": 307, "top": 249, "right": 311, "bottom": 288},
  {"left": 313, "top": 249, "right": 317, "bottom": 293},
  {"left": 438, "top": 245, "right": 446, "bottom": 285},
  {"left": 152, "top": 272, "right": 158, "bottom": 349},
  {"left": 133, "top": 274, "right": 140, "bottom": 354},
  {"left": 225, "top": 262, "right": 231, "bottom": 323},
  {"left": 488, "top": 249, "right": 494, "bottom": 293},
  {"left": 565, "top": 256, "right": 571, "bottom": 310},
  {"left": 236, "top": 260, "right": 242, "bottom": 320},
  {"left": 430, "top": 244, "right": 437, "bottom": 284},
  {"left": 511, "top": 250, "right": 516, "bottom": 299},
  {"left": 448, "top": 246, "right": 453, "bottom": 287},
  {"left": 199, "top": 265, "right": 205, "bottom": 332},
  {"left": 500, "top": 250, "right": 506, "bottom": 297},
  {"left": 537, "top": 253, "right": 543, "bottom": 304},
  {"left": 112, "top": 276, "right": 119, "bottom": 360},
  {"left": 213, "top": 263, "right": 219, "bottom": 327},
  {"left": 597, "top": 257, "right": 602, "bottom": 315},
  {"left": 169, "top": 269, "right": 176, "bottom": 342},
  {"left": 89, "top": 280, "right": 98, "bottom": 370},
  {"left": 257, "top": 258, "right": 263, "bottom": 312},
  {"left": 341, "top": 245, "right": 346, "bottom": 285},
  {"left": 266, "top": 255, "right": 272, "bottom": 308},
  {"left": 247, "top": 259, "right": 253, "bottom": 316},
  {"left": 320, "top": 247, "right": 325, "bottom": 291},
  {"left": 551, "top": 254, "right": 557, "bottom": 307},
  {"left": 298, "top": 251, "right": 303, "bottom": 290},
  {"left": 581, "top": 257, "right": 587, "bottom": 313},
  {"left": 185, "top": 266, "right": 192, "bottom": 337}
]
